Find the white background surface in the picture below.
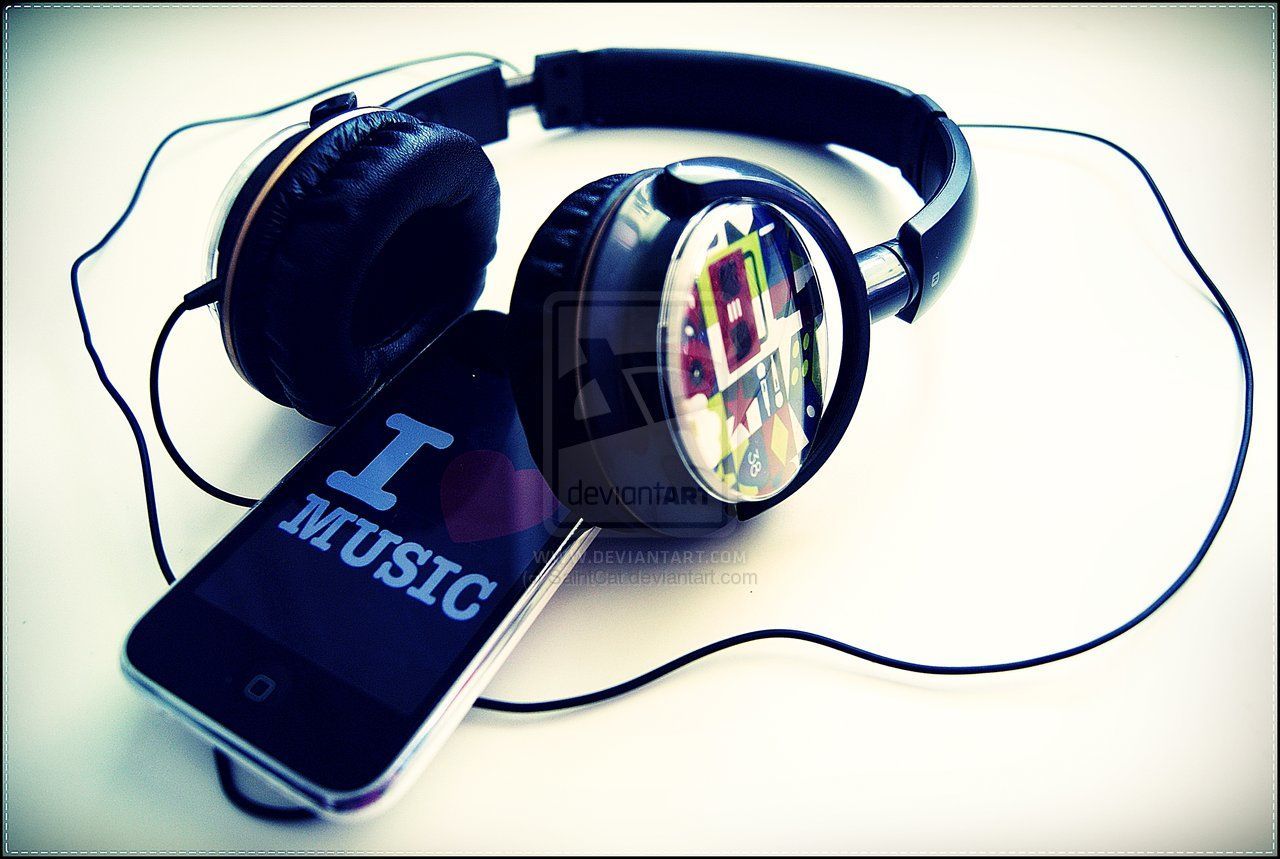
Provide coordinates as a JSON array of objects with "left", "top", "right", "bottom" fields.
[{"left": 2, "top": 3, "right": 1276, "bottom": 854}]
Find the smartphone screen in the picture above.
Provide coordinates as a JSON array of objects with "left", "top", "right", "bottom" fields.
[{"left": 125, "top": 311, "right": 587, "bottom": 810}]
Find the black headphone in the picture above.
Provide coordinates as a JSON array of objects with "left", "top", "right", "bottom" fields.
[
  {"left": 71, "top": 46, "right": 1253, "bottom": 821},
  {"left": 208, "top": 48, "right": 976, "bottom": 532}
]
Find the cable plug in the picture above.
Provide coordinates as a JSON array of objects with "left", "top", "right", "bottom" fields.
[{"left": 183, "top": 279, "right": 222, "bottom": 310}]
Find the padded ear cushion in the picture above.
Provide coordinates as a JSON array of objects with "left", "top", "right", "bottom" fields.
[
  {"left": 514, "top": 173, "right": 632, "bottom": 305},
  {"left": 224, "top": 109, "right": 499, "bottom": 424},
  {"left": 506, "top": 172, "right": 640, "bottom": 504}
]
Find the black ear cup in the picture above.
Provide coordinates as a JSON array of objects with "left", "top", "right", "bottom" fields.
[
  {"left": 511, "top": 173, "right": 633, "bottom": 306},
  {"left": 506, "top": 172, "right": 636, "bottom": 510},
  {"left": 218, "top": 109, "right": 500, "bottom": 424},
  {"left": 508, "top": 169, "right": 729, "bottom": 534}
]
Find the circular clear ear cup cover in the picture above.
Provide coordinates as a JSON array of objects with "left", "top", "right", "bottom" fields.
[
  {"left": 508, "top": 164, "right": 868, "bottom": 535},
  {"left": 216, "top": 110, "right": 500, "bottom": 424},
  {"left": 660, "top": 201, "right": 830, "bottom": 504}
]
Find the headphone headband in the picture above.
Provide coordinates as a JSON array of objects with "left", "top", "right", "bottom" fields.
[{"left": 386, "top": 48, "right": 975, "bottom": 322}]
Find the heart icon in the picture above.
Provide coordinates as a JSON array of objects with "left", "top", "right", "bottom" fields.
[{"left": 440, "top": 449, "right": 560, "bottom": 543}]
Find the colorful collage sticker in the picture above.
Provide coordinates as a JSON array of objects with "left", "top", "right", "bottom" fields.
[{"left": 666, "top": 203, "right": 826, "bottom": 501}]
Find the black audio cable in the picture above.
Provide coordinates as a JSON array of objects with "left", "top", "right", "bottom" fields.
[{"left": 74, "top": 62, "right": 1253, "bottom": 821}]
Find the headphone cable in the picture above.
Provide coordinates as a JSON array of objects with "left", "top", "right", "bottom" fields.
[
  {"left": 151, "top": 297, "right": 258, "bottom": 508},
  {"left": 473, "top": 121, "right": 1256, "bottom": 707},
  {"left": 150, "top": 119, "right": 1254, "bottom": 702},
  {"left": 81, "top": 101, "right": 1252, "bottom": 815}
]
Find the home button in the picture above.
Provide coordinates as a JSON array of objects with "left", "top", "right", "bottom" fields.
[{"left": 243, "top": 674, "right": 276, "bottom": 703}]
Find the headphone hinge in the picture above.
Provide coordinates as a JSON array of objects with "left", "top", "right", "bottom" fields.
[
  {"left": 532, "top": 50, "right": 587, "bottom": 129},
  {"left": 505, "top": 74, "right": 537, "bottom": 110}
]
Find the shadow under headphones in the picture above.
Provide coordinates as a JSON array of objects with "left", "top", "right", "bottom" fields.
[{"left": 203, "top": 48, "right": 974, "bottom": 534}]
